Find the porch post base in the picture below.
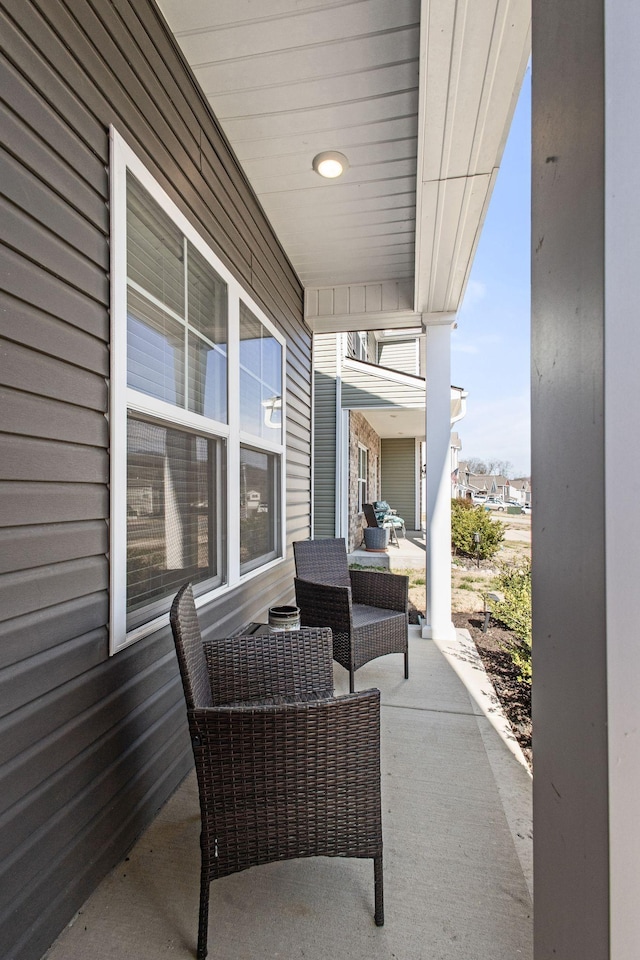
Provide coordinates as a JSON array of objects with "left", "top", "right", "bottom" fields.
[{"left": 421, "top": 621, "right": 457, "bottom": 643}]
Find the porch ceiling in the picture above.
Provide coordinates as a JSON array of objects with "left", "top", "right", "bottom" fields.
[
  {"left": 360, "top": 406, "right": 426, "bottom": 441},
  {"left": 157, "top": 0, "right": 530, "bottom": 331}
]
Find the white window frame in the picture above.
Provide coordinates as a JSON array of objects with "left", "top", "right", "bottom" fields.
[
  {"left": 357, "top": 443, "right": 368, "bottom": 513},
  {"left": 355, "top": 331, "right": 368, "bottom": 361},
  {"left": 109, "top": 128, "right": 286, "bottom": 654}
]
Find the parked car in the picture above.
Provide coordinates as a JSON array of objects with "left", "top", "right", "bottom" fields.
[
  {"left": 521, "top": 503, "right": 532, "bottom": 514},
  {"left": 471, "top": 493, "right": 487, "bottom": 504},
  {"left": 483, "top": 497, "right": 506, "bottom": 511}
]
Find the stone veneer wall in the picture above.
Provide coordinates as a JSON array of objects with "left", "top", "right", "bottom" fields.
[{"left": 348, "top": 411, "right": 381, "bottom": 550}]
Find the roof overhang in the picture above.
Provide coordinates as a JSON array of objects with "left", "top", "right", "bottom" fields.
[{"left": 156, "top": 0, "right": 531, "bottom": 333}]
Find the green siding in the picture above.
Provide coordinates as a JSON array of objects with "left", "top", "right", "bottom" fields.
[
  {"left": 313, "top": 335, "right": 338, "bottom": 537},
  {"left": 381, "top": 438, "right": 417, "bottom": 525}
]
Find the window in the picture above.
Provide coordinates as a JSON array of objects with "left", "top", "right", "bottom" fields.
[
  {"left": 240, "top": 446, "right": 280, "bottom": 573},
  {"left": 239, "top": 302, "right": 282, "bottom": 442},
  {"left": 358, "top": 445, "right": 368, "bottom": 513},
  {"left": 355, "top": 331, "right": 368, "bottom": 361},
  {"left": 110, "top": 129, "right": 285, "bottom": 652},
  {"left": 239, "top": 302, "right": 282, "bottom": 572},
  {"left": 126, "top": 417, "right": 225, "bottom": 629}
]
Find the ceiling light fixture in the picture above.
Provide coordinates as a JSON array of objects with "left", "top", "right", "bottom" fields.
[{"left": 312, "top": 151, "right": 349, "bottom": 179}]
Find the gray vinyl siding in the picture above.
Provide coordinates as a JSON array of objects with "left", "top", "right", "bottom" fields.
[
  {"left": 341, "top": 366, "right": 425, "bottom": 408},
  {"left": 381, "top": 438, "right": 417, "bottom": 524},
  {"left": 0, "top": 3, "right": 310, "bottom": 959},
  {"left": 377, "top": 338, "right": 419, "bottom": 375},
  {"left": 313, "top": 334, "right": 338, "bottom": 537}
]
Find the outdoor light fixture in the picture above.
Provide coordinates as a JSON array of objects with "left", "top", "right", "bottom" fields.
[{"left": 312, "top": 151, "right": 349, "bottom": 179}]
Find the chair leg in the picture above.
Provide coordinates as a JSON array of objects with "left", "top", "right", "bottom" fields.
[
  {"left": 197, "top": 872, "right": 210, "bottom": 960},
  {"left": 374, "top": 854, "right": 384, "bottom": 926},
  {"left": 404, "top": 648, "right": 409, "bottom": 680}
]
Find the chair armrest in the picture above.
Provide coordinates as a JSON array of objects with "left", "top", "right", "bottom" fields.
[
  {"left": 294, "top": 577, "right": 352, "bottom": 635},
  {"left": 349, "top": 569, "right": 408, "bottom": 612},
  {"left": 189, "top": 689, "right": 381, "bottom": 770},
  {"left": 203, "top": 627, "right": 334, "bottom": 706}
]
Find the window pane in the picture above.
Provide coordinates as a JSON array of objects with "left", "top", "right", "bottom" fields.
[
  {"left": 127, "top": 288, "right": 185, "bottom": 405},
  {"left": 240, "top": 446, "right": 280, "bottom": 573},
  {"left": 188, "top": 335, "right": 227, "bottom": 422},
  {"left": 187, "top": 242, "right": 227, "bottom": 342},
  {"left": 187, "top": 243, "right": 228, "bottom": 422},
  {"left": 358, "top": 446, "right": 368, "bottom": 512},
  {"left": 239, "top": 302, "right": 282, "bottom": 440},
  {"left": 127, "top": 417, "right": 225, "bottom": 626},
  {"left": 127, "top": 173, "right": 184, "bottom": 317}
]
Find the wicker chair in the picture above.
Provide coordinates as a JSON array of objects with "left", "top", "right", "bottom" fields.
[
  {"left": 367, "top": 501, "right": 406, "bottom": 542},
  {"left": 170, "top": 583, "right": 384, "bottom": 960},
  {"left": 293, "top": 537, "right": 409, "bottom": 693},
  {"left": 363, "top": 502, "right": 398, "bottom": 546}
]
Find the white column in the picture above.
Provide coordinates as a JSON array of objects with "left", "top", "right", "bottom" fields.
[
  {"left": 605, "top": 4, "right": 640, "bottom": 955},
  {"left": 422, "top": 319, "right": 455, "bottom": 641}
]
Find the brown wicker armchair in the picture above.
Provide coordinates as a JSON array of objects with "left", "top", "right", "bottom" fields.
[
  {"left": 363, "top": 502, "right": 401, "bottom": 546},
  {"left": 170, "top": 583, "right": 384, "bottom": 960},
  {"left": 293, "top": 537, "right": 409, "bottom": 693}
]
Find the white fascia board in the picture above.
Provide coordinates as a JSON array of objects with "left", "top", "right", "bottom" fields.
[{"left": 306, "top": 311, "right": 423, "bottom": 334}]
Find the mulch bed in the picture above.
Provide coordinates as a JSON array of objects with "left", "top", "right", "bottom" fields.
[{"left": 453, "top": 612, "right": 532, "bottom": 770}]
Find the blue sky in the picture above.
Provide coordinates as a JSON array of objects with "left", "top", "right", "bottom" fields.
[{"left": 452, "top": 66, "right": 531, "bottom": 477}]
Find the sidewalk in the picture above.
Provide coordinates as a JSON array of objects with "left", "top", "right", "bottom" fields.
[{"left": 44, "top": 626, "right": 532, "bottom": 960}]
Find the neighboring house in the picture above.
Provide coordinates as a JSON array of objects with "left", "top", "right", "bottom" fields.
[
  {"left": 484, "top": 474, "right": 511, "bottom": 499},
  {"left": 511, "top": 477, "right": 532, "bottom": 505},
  {"left": 462, "top": 470, "right": 511, "bottom": 501},
  {"left": 313, "top": 330, "right": 467, "bottom": 549},
  {"left": 456, "top": 466, "right": 531, "bottom": 505}
]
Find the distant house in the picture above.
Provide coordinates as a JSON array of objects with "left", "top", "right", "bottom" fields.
[
  {"left": 458, "top": 464, "right": 530, "bottom": 504},
  {"left": 511, "top": 477, "right": 532, "bottom": 504}
]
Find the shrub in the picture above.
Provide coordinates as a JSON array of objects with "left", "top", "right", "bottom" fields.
[
  {"left": 450, "top": 498, "right": 504, "bottom": 560},
  {"left": 490, "top": 560, "right": 532, "bottom": 685}
]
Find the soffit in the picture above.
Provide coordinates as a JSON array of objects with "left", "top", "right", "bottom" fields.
[
  {"left": 360, "top": 407, "right": 426, "bottom": 440},
  {"left": 157, "top": 0, "right": 530, "bottom": 322}
]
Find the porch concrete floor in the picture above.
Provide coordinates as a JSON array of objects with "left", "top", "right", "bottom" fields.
[
  {"left": 349, "top": 528, "right": 428, "bottom": 570},
  {"left": 44, "top": 627, "right": 532, "bottom": 960}
]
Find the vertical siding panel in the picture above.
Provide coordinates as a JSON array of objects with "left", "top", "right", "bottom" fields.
[{"left": 0, "top": 3, "right": 310, "bottom": 960}]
